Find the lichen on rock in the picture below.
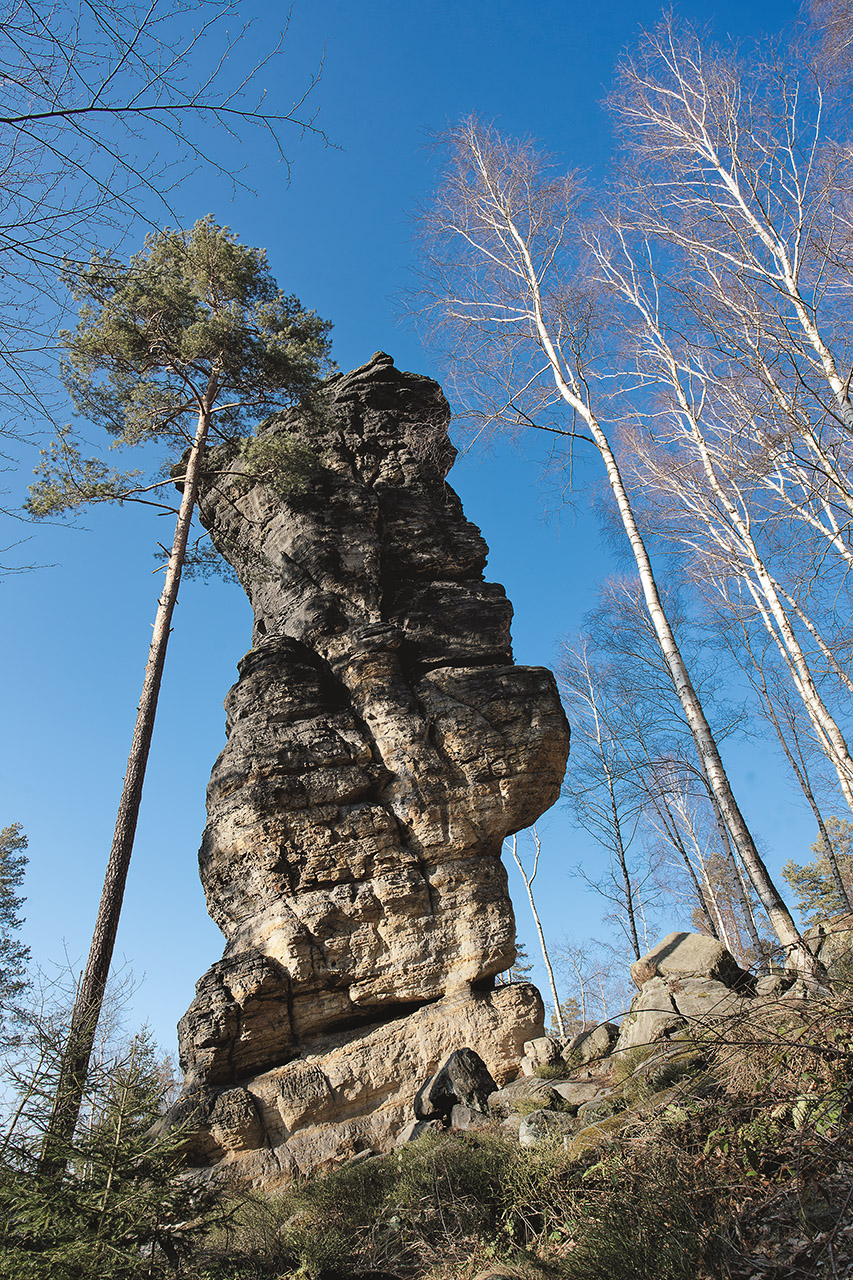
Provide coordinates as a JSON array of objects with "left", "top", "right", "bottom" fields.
[{"left": 169, "top": 353, "right": 570, "bottom": 1181}]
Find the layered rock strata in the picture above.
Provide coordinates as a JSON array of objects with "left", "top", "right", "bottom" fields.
[{"left": 171, "top": 352, "right": 570, "bottom": 1182}]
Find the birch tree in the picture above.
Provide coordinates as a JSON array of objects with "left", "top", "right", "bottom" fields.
[
  {"left": 601, "top": 18, "right": 853, "bottom": 814},
  {"left": 30, "top": 216, "right": 332, "bottom": 1174},
  {"left": 418, "top": 118, "right": 809, "bottom": 966},
  {"left": 507, "top": 828, "right": 566, "bottom": 1038},
  {"left": 558, "top": 638, "right": 652, "bottom": 961},
  {"left": 716, "top": 613, "right": 853, "bottom": 914},
  {"left": 561, "top": 583, "right": 769, "bottom": 964},
  {"left": 555, "top": 937, "right": 635, "bottom": 1031}
]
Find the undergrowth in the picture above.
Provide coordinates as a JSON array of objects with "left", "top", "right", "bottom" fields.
[
  {"left": 533, "top": 1062, "right": 567, "bottom": 1080},
  {"left": 10, "top": 983, "right": 848, "bottom": 1278},
  {"left": 187, "top": 983, "right": 853, "bottom": 1280}
]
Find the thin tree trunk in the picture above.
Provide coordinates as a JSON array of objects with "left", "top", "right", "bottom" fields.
[
  {"left": 510, "top": 830, "right": 566, "bottom": 1039},
  {"left": 39, "top": 396, "right": 212, "bottom": 1176},
  {"left": 690, "top": 755, "right": 766, "bottom": 964},
  {"left": 583, "top": 667, "right": 643, "bottom": 959},
  {"left": 504, "top": 219, "right": 809, "bottom": 966},
  {"left": 749, "top": 657, "right": 853, "bottom": 914},
  {"left": 96, "top": 1040, "right": 135, "bottom": 1240},
  {"left": 581, "top": 418, "right": 805, "bottom": 961},
  {"left": 646, "top": 790, "right": 722, "bottom": 942},
  {"left": 695, "top": 852, "right": 732, "bottom": 950},
  {"left": 740, "top": 572, "right": 853, "bottom": 812}
]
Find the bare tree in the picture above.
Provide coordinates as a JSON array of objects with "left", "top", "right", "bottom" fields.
[
  {"left": 559, "top": 637, "right": 653, "bottom": 960},
  {"left": 507, "top": 828, "right": 567, "bottom": 1038},
  {"left": 556, "top": 936, "right": 634, "bottom": 1031},
  {"left": 714, "top": 600, "right": 853, "bottom": 913},
  {"left": 808, "top": 0, "right": 853, "bottom": 67},
  {"left": 0, "top": 0, "right": 325, "bottom": 441},
  {"left": 602, "top": 17, "right": 853, "bottom": 819},
  {"left": 417, "top": 117, "right": 810, "bottom": 967},
  {"left": 562, "top": 581, "right": 769, "bottom": 963},
  {"left": 598, "top": 279, "right": 853, "bottom": 814}
]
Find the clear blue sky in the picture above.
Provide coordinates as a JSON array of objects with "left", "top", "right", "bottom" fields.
[{"left": 0, "top": 0, "right": 810, "bottom": 1054}]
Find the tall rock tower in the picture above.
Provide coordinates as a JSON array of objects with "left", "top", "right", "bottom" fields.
[{"left": 170, "top": 353, "right": 570, "bottom": 1182}]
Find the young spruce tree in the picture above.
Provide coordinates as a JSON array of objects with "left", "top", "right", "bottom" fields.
[
  {"left": 28, "top": 216, "right": 332, "bottom": 1173},
  {"left": 0, "top": 824, "right": 30, "bottom": 1049}
]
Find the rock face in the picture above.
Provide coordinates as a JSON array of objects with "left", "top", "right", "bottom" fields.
[{"left": 171, "top": 353, "right": 570, "bottom": 1182}]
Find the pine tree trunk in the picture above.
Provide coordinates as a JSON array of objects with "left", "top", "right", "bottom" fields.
[{"left": 39, "top": 400, "right": 212, "bottom": 1177}]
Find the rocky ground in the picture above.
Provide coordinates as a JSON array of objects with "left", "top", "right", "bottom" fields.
[{"left": 183, "top": 921, "right": 853, "bottom": 1280}]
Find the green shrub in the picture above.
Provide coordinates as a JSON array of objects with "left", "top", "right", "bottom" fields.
[
  {"left": 0, "top": 1028, "right": 211, "bottom": 1280},
  {"left": 192, "top": 988, "right": 853, "bottom": 1279},
  {"left": 203, "top": 1133, "right": 531, "bottom": 1279},
  {"left": 610, "top": 1043, "right": 656, "bottom": 1086},
  {"left": 561, "top": 1151, "right": 716, "bottom": 1280},
  {"left": 513, "top": 1096, "right": 573, "bottom": 1117},
  {"left": 533, "top": 1061, "right": 567, "bottom": 1080}
]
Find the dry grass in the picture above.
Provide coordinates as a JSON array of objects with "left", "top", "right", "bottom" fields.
[{"left": 184, "top": 985, "right": 853, "bottom": 1280}]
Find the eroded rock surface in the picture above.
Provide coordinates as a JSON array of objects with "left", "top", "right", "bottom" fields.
[{"left": 171, "top": 353, "right": 570, "bottom": 1182}]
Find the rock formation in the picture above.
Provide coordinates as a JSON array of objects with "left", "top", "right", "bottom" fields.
[{"left": 170, "top": 353, "right": 570, "bottom": 1183}]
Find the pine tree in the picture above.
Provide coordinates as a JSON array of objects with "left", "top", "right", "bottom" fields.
[
  {"left": 0, "top": 824, "right": 30, "bottom": 1047},
  {"left": 783, "top": 818, "right": 853, "bottom": 925},
  {"left": 0, "top": 1027, "right": 210, "bottom": 1279},
  {"left": 497, "top": 938, "right": 535, "bottom": 984},
  {"left": 29, "top": 216, "right": 332, "bottom": 1174}
]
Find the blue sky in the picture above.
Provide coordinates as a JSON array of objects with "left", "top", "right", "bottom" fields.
[{"left": 0, "top": 0, "right": 811, "bottom": 1054}]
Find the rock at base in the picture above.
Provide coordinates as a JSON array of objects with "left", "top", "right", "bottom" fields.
[
  {"left": 518, "top": 1108, "right": 574, "bottom": 1148},
  {"left": 415, "top": 1048, "right": 497, "bottom": 1121},
  {"left": 174, "top": 982, "right": 544, "bottom": 1184},
  {"left": 613, "top": 977, "right": 684, "bottom": 1053},
  {"left": 488, "top": 1077, "right": 564, "bottom": 1118},
  {"left": 564, "top": 1022, "right": 618, "bottom": 1066}
]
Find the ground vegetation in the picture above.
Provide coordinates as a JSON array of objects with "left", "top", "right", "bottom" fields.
[{"left": 163, "top": 963, "right": 853, "bottom": 1280}]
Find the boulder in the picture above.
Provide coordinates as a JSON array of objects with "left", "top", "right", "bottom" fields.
[
  {"left": 630, "top": 932, "right": 751, "bottom": 991},
  {"left": 552, "top": 1080, "right": 604, "bottom": 1111},
  {"left": 613, "top": 977, "right": 685, "bottom": 1053},
  {"left": 666, "top": 976, "right": 744, "bottom": 1023},
  {"left": 396, "top": 1118, "right": 444, "bottom": 1145},
  {"left": 414, "top": 1048, "right": 498, "bottom": 1121},
  {"left": 619, "top": 1046, "right": 706, "bottom": 1096},
  {"left": 563, "top": 1022, "right": 618, "bottom": 1066},
  {"left": 488, "top": 1077, "right": 564, "bottom": 1118},
  {"left": 804, "top": 913, "right": 853, "bottom": 975},
  {"left": 576, "top": 1094, "right": 624, "bottom": 1125},
  {"left": 501, "top": 1114, "right": 523, "bottom": 1139},
  {"left": 755, "top": 973, "right": 793, "bottom": 998},
  {"left": 522, "top": 1035, "right": 564, "bottom": 1071},
  {"left": 450, "top": 1103, "right": 491, "bottom": 1132},
  {"left": 208, "top": 1088, "right": 265, "bottom": 1153},
  {"left": 518, "top": 1108, "right": 575, "bottom": 1148}
]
